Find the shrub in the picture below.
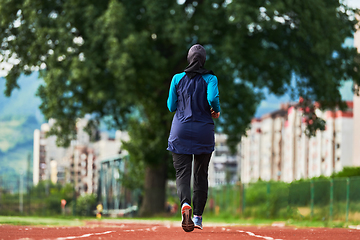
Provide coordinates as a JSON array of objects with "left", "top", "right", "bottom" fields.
[{"left": 72, "top": 194, "right": 97, "bottom": 216}]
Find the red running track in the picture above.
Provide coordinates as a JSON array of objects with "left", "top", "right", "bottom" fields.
[{"left": 0, "top": 220, "right": 359, "bottom": 240}]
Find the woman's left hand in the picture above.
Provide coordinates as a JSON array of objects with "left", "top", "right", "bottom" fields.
[{"left": 211, "top": 109, "right": 220, "bottom": 119}]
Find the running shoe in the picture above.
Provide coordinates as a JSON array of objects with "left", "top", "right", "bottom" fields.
[
  {"left": 193, "top": 216, "right": 203, "bottom": 230},
  {"left": 181, "top": 203, "right": 194, "bottom": 232}
]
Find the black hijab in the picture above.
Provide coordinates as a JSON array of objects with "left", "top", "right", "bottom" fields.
[{"left": 184, "top": 44, "right": 214, "bottom": 79}]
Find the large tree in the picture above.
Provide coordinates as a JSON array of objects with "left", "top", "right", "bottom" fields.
[{"left": 1, "top": 0, "right": 359, "bottom": 215}]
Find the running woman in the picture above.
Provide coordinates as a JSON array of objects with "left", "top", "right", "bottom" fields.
[{"left": 167, "top": 44, "right": 221, "bottom": 232}]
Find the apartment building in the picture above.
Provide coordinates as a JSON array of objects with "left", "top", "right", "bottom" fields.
[
  {"left": 241, "top": 102, "right": 355, "bottom": 183},
  {"left": 240, "top": 119, "right": 262, "bottom": 183},
  {"left": 33, "top": 119, "right": 67, "bottom": 185},
  {"left": 353, "top": 26, "right": 360, "bottom": 166},
  {"left": 33, "top": 118, "right": 129, "bottom": 195},
  {"left": 353, "top": 88, "right": 360, "bottom": 166}
]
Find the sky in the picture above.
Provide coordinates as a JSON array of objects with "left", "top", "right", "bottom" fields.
[{"left": 346, "top": 0, "right": 360, "bottom": 8}]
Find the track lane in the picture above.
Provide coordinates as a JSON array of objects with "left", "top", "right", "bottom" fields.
[{"left": 1, "top": 220, "right": 359, "bottom": 240}]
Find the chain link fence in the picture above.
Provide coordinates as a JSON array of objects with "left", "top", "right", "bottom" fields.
[
  {"left": 205, "top": 177, "right": 360, "bottom": 221},
  {"left": 2, "top": 177, "right": 360, "bottom": 221},
  {"left": 0, "top": 180, "right": 140, "bottom": 217}
]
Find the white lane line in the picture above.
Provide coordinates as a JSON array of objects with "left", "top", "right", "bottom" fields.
[
  {"left": 56, "top": 230, "right": 115, "bottom": 240},
  {"left": 349, "top": 225, "right": 360, "bottom": 230},
  {"left": 122, "top": 226, "right": 158, "bottom": 233},
  {"left": 237, "top": 230, "right": 282, "bottom": 240}
]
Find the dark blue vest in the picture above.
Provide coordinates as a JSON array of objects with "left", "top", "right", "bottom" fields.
[{"left": 167, "top": 74, "right": 215, "bottom": 155}]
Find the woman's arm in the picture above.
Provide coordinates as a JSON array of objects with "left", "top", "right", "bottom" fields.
[
  {"left": 167, "top": 75, "right": 178, "bottom": 112},
  {"left": 207, "top": 75, "right": 221, "bottom": 113}
]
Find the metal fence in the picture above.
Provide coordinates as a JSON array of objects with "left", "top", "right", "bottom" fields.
[
  {"left": 205, "top": 177, "right": 360, "bottom": 221},
  {"left": 0, "top": 154, "right": 140, "bottom": 217},
  {"left": 2, "top": 176, "right": 360, "bottom": 221},
  {"left": 98, "top": 157, "right": 140, "bottom": 216}
]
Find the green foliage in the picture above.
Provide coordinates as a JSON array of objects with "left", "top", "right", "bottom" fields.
[
  {"left": 244, "top": 181, "right": 290, "bottom": 219},
  {"left": 298, "top": 98, "right": 326, "bottom": 137},
  {"left": 206, "top": 176, "right": 360, "bottom": 221},
  {"left": 31, "top": 181, "right": 75, "bottom": 215},
  {"left": 291, "top": 177, "right": 360, "bottom": 206},
  {"left": 332, "top": 167, "right": 360, "bottom": 178},
  {"left": 313, "top": 179, "right": 331, "bottom": 205},
  {"left": 288, "top": 181, "right": 311, "bottom": 206},
  {"left": 72, "top": 194, "right": 97, "bottom": 216},
  {"left": 0, "top": 216, "right": 83, "bottom": 226},
  {"left": 0, "top": 181, "right": 76, "bottom": 216},
  {"left": 118, "top": 155, "right": 145, "bottom": 191},
  {"left": 245, "top": 182, "right": 268, "bottom": 207},
  {"left": 208, "top": 185, "right": 242, "bottom": 217},
  {"left": 1, "top": 0, "right": 359, "bottom": 214},
  {"left": 1, "top": 0, "right": 358, "bottom": 149}
]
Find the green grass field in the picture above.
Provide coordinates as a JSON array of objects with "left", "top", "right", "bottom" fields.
[{"left": 0, "top": 216, "right": 85, "bottom": 226}]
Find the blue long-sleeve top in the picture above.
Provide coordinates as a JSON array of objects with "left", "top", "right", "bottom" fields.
[{"left": 166, "top": 72, "right": 221, "bottom": 155}]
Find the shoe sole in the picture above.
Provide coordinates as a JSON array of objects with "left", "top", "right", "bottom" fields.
[
  {"left": 181, "top": 205, "right": 194, "bottom": 232},
  {"left": 194, "top": 224, "right": 202, "bottom": 230}
]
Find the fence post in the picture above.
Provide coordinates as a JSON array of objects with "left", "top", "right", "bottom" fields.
[
  {"left": 330, "top": 178, "right": 334, "bottom": 221},
  {"left": 19, "top": 172, "right": 24, "bottom": 215},
  {"left": 242, "top": 183, "right": 246, "bottom": 214},
  {"left": 72, "top": 185, "right": 76, "bottom": 216},
  {"left": 221, "top": 185, "right": 224, "bottom": 212},
  {"left": 27, "top": 152, "right": 32, "bottom": 215},
  {"left": 239, "top": 183, "right": 244, "bottom": 215},
  {"left": 266, "top": 182, "right": 271, "bottom": 219},
  {"left": 310, "top": 180, "right": 314, "bottom": 220},
  {"left": 346, "top": 178, "right": 350, "bottom": 223},
  {"left": 226, "top": 184, "right": 230, "bottom": 212},
  {"left": 224, "top": 185, "right": 227, "bottom": 211},
  {"left": 234, "top": 185, "right": 237, "bottom": 215},
  {"left": 213, "top": 188, "right": 217, "bottom": 215}
]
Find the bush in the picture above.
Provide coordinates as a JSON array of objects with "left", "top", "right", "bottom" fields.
[
  {"left": 244, "top": 181, "right": 290, "bottom": 219},
  {"left": 72, "top": 194, "right": 97, "bottom": 216},
  {"left": 331, "top": 167, "right": 360, "bottom": 178}
]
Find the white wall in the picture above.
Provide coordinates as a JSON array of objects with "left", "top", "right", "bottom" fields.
[
  {"left": 340, "top": 117, "right": 354, "bottom": 167},
  {"left": 260, "top": 117, "right": 273, "bottom": 181},
  {"left": 353, "top": 24, "right": 360, "bottom": 166},
  {"left": 33, "top": 129, "right": 40, "bottom": 185}
]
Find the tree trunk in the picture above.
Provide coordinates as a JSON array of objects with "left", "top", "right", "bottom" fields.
[{"left": 139, "top": 160, "right": 168, "bottom": 216}]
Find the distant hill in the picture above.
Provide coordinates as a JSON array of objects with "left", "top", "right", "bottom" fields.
[{"left": 0, "top": 73, "right": 44, "bottom": 191}]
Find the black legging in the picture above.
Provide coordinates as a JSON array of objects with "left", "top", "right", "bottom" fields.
[{"left": 172, "top": 152, "right": 212, "bottom": 216}]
